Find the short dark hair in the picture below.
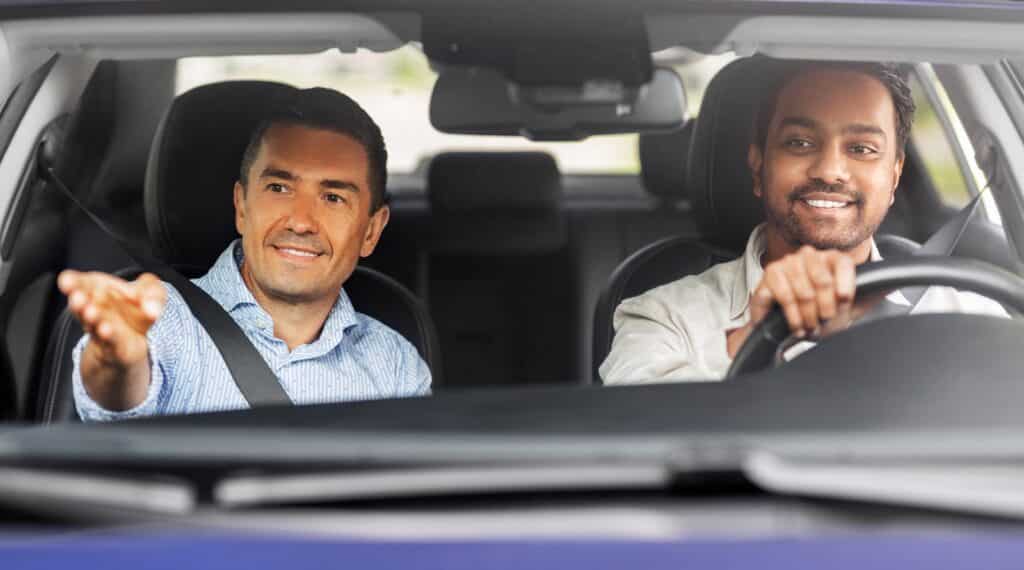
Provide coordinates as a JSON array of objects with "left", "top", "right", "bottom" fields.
[
  {"left": 239, "top": 87, "right": 389, "bottom": 212},
  {"left": 753, "top": 60, "right": 916, "bottom": 158}
]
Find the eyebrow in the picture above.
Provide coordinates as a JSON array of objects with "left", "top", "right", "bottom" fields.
[
  {"left": 259, "top": 166, "right": 361, "bottom": 194},
  {"left": 779, "top": 116, "right": 887, "bottom": 139}
]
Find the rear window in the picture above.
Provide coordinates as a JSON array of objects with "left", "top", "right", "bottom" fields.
[{"left": 176, "top": 45, "right": 732, "bottom": 176}]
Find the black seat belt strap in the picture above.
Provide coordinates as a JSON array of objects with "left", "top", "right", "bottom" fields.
[
  {"left": 873, "top": 189, "right": 987, "bottom": 317},
  {"left": 38, "top": 151, "right": 292, "bottom": 407}
]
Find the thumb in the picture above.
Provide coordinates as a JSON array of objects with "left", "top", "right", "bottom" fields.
[{"left": 749, "top": 290, "right": 770, "bottom": 324}]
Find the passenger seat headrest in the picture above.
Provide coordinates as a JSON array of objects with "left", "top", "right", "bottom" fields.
[
  {"left": 639, "top": 121, "right": 694, "bottom": 201},
  {"left": 145, "top": 80, "right": 300, "bottom": 268},
  {"left": 688, "top": 56, "right": 787, "bottom": 252},
  {"left": 426, "top": 152, "right": 566, "bottom": 254},
  {"left": 428, "top": 152, "right": 561, "bottom": 211}
]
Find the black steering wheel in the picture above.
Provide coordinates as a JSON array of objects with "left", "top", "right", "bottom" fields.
[{"left": 726, "top": 256, "right": 1024, "bottom": 378}]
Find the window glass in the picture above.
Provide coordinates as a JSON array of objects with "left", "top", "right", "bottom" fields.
[
  {"left": 177, "top": 45, "right": 644, "bottom": 175},
  {"left": 907, "top": 75, "right": 972, "bottom": 208},
  {"left": 656, "top": 48, "right": 735, "bottom": 118},
  {"left": 177, "top": 46, "right": 736, "bottom": 178}
]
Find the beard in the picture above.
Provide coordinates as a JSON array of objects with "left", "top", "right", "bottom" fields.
[{"left": 763, "top": 180, "right": 882, "bottom": 252}]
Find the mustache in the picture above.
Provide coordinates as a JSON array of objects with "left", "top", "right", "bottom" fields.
[{"left": 788, "top": 181, "right": 862, "bottom": 203}]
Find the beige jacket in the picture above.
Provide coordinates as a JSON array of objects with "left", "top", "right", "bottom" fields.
[{"left": 600, "top": 225, "right": 1008, "bottom": 384}]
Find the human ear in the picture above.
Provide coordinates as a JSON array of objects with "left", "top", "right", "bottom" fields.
[
  {"left": 890, "top": 154, "right": 905, "bottom": 206},
  {"left": 233, "top": 182, "right": 246, "bottom": 236},
  {"left": 359, "top": 204, "right": 390, "bottom": 258},
  {"left": 748, "top": 144, "right": 765, "bottom": 198}
]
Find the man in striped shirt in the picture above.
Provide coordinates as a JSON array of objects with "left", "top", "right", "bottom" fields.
[{"left": 58, "top": 87, "right": 430, "bottom": 421}]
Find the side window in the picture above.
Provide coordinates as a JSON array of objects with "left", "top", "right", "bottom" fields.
[{"left": 907, "top": 74, "right": 972, "bottom": 208}]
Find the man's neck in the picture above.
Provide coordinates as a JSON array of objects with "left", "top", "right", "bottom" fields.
[
  {"left": 762, "top": 228, "right": 873, "bottom": 266},
  {"left": 240, "top": 262, "right": 336, "bottom": 351}
]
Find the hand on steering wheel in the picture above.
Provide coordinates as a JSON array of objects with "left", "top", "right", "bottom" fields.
[
  {"left": 726, "top": 246, "right": 859, "bottom": 358},
  {"left": 726, "top": 256, "right": 1024, "bottom": 379}
]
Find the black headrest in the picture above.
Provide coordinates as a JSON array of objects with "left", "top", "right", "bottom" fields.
[
  {"left": 639, "top": 121, "right": 694, "bottom": 201},
  {"left": 145, "top": 80, "right": 300, "bottom": 268},
  {"left": 426, "top": 152, "right": 566, "bottom": 253},
  {"left": 688, "top": 56, "right": 786, "bottom": 252},
  {"left": 428, "top": 152, "right": 561, "bottom": 210}
]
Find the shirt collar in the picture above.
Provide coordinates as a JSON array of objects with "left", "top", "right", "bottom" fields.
[
  {"left": 200, "top": 240, "right": 259, "bottom": 314},
  {"left": 728, "top": 225, "right": 884, "bottom": 320},
  {"left": 198, "top": 240, "right": 360, "bottom": 347}
]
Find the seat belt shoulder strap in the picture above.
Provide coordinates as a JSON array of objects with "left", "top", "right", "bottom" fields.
[{"left": 38, "top": 153, "right": 291, "bottom": 407}]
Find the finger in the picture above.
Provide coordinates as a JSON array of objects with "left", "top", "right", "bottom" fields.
[
  {"left": 763, "top": 264, "right": 806, "bottom": 335},
  {"left": 749, "top": 285, "right": 774, "bottom": 324},
  {"left": 76, "top": 272, "right": 135, "bottom": 302},
  {"left": 57, "top": 270, "right": 81, "bottom": 294},
  {"left": 781, "top": 254, "right": 819, "bottom": 332},
  {"left": 82, "top": 302, "right": 101, "bottom": 326},
  {"left": 805, "top": 251, "right": 837, "bottom": 322},
  {"left": 67, "top": 290, "right": 90, "bottom": 313},
  {"left": 132, "top": 274, "right": 166, "bottom": 321},
  {"left": 97, "top": 317, "right": 136, "bottom": 351},
  {"left": 831, "top": 253, "right": 857, "bottom": 303},
  {"left": 95, "top": 320, "right": 115, "bottom": 343}
]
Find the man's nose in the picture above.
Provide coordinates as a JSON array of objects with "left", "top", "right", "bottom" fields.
[
  {"left": 285, "top": 192, "right": 319, "bottom": 234},
  {"left": 806, "top": 142, "right": 850, "bottom": 186}
]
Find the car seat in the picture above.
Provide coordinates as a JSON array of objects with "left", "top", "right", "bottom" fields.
[
  {"left": 37, "top": 81, "right": 441, "bottom": 422},
  {"left": 591, "top": 56, "right": 928, "bottom": 382}
]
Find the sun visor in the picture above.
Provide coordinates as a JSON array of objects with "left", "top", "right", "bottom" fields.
[{"left": 429, "top": 66, "right": 686, "bottom": 141}]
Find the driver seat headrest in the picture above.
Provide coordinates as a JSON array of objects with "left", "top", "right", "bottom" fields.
[
  {"left": 638, "top": 121, "right": 695, "bottom": 201},
  {"left": 145, "top": 80, "right": 302, "bottom": 268},
  {"left": 687, "top": 56, "right": 790, "bottom": 252}
]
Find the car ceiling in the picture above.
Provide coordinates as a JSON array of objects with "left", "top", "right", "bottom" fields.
[{"left": 0, "top": 1, "right": 1022, "bottom": 116}]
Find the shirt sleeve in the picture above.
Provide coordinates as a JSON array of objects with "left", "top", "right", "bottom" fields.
[
  {"left": 599, "top": 285, "right": 732, "bottom": 384},
  {"left": 391, "top": 334, "right": 432, "bottom": 397},
  {"left": 912, "top": 286, "right": 1011, "bottom": 319},
  {"left": 72, "top": 282, "right": 187, "bottom": 422},
  {"left": 72, "top": 335, "right": 167, "bottom": 422}
]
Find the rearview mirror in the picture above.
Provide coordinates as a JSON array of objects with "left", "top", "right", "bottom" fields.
[{"left": 429, "top": 67, "right": 686, "bottom": 141}]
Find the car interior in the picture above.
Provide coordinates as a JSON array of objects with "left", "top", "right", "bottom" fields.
[{"left": 0, "top": 18, "right": 1017, "bottom": 424}]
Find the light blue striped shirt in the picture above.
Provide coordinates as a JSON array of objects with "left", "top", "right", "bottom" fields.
[{"left": 73, "top": 240, "right": 431, "bottom": 421}]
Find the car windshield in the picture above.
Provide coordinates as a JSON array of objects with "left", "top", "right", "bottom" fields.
[{"left": 0, "top": 0, "right": 1023, "bottom": 534}]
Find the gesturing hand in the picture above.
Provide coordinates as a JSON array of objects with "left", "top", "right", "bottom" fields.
[{"left": 57, "top": 270, "right": 166, "bottom": 410}]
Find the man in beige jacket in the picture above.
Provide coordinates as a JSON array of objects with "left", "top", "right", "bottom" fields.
[{"left": 601, "top": 61, "right": 1005, "bottom": 384}]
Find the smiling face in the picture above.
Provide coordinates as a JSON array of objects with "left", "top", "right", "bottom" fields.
[
  {"left": 234, "top": 123, "right": 389, "bottom": 307},
  {"left": 748, "top": 67, "right": 905, "bottom": 258}
]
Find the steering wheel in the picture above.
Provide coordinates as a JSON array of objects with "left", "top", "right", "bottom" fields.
[{"left": 726, "top": 256, "right": 1024, "bottom": 378}]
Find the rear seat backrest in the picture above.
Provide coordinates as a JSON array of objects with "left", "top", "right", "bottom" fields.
[{"left": 425, "top": 152, "right": 576, "bottom": 387}]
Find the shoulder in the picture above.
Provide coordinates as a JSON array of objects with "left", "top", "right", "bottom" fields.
[
  {"left": 614, "top": 257, "right": 742, "bottom": 323},
  {"left": 348, "top": 311, "right": 423, "bottom": 358},
  {"left": 349, "top": 311, "right": 431, "bottom": 392}
]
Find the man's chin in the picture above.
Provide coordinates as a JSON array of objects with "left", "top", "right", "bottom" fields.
[
  {"left": 786, "top": 221, "right": 870, "bottom": 252},
  {"left": 264, "top": 285, "right": 325, "bottom": 305},
  {"left": 796, "top": 232, "right": 869, "bottom": 252}
]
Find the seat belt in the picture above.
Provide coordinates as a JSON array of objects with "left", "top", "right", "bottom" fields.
[
  {"left": 36, "top": 141, "right": 292, "bottom": 407},
  {"left": 876, "top": 187, "right": 988, "bottom": 315}
]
